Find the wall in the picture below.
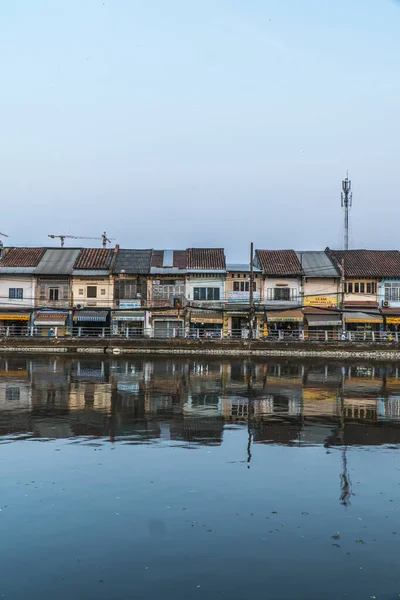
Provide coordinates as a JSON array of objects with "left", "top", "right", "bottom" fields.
[
  {"left": 187, "top": 275, "right": 225, "bottom": 302},
  {"left": 0, "top": 276, "right": 36, "bottom": 309},
  {"left": 303, "top": 278, "right": 340, "bottom": 307},
  {"left": 344, "top": 278, "right": 379, "bottom": 305},
  {"left": 72, "top": 276, "right": 114, "bottom": 308},
  {"left": 263, "top": 277, "right": 301, "bottom": 305},
  {"left": 226, "top": 272, "right": 262, "bottom": 302}
]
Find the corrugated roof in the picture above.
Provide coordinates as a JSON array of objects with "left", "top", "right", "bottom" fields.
[
  {"left": 327, "top": 249, "right": 400, "bottom": 278},
  {"left": 151, "top": 250, "right": 187, "bottom": 271},
  {"left": 35, "top": 248, "right": 81, "bottom": 275},
  {"left": 187, "top": 248, "right": 226, "bottom": 271},
  {"left": 255, "top": 250, "right": 302, "bottom": 276},
  {"left": 113, "top": 249, "right": 152, "bottom": 274},
  {"left": 227, "top": 263, "right": 262, "bottom": 273},
  {"left": 0, "top": 247, "right": 45, "bottom": 267},
  {"left": 296, "top": 251, "right": 340, "bottom": 277},
  {"left": 74, "top": 248, "right": 113, "bottom": 270}
]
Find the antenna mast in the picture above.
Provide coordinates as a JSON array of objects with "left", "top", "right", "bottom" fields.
[{"left": 341, "top": 172, "right": 352, "bottom": 251}]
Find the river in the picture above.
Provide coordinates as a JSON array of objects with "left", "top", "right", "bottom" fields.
[{"left": 0, "top": 355, "right": 399, "bottom": 599}]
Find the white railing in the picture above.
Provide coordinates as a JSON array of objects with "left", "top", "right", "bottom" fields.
[{"left": 0, "top": 325, "right": 399, "bottom": 343}]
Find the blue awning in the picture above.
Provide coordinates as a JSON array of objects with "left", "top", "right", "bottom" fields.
[{"left": 73, "top": 311, "right": 108, "bottom": 322}]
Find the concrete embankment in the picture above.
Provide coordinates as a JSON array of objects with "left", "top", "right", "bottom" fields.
[{"left": 1, "top": 337, "right": 400, "bottom": 359}]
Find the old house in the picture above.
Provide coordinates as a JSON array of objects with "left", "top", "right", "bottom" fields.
[
  {"left": 0, "top": 247, "right": 45, "bottom": 333},
  {"left": 112, "top": 249, "right": 152, "bottom": 336},
  {"left": 148, "top": 250, "right": 187, "bottom": 338},
  {"left": 325, "top": 249, "right": 400, "bottom": 333},
  {"left": 224, "top": 263, "right": 262, "bottom": 337},
  {"left": 255, "top": 250, "right": 303, "bottom": 335},
  {"left": 71, "top": 248, "right": 115, "bottom": 334},
  {"left": 186, "top": 248, "right": 226, "bottom": 337},
  {"left": 299, "top": 251, "right": 342, "bottom": 336}
]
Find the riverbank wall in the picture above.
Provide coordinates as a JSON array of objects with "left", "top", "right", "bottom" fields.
[{"left": 1, "top": 337, "right": 400, "bottom": 359}]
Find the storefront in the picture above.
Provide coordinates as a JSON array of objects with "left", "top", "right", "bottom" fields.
[
  {"left": 381, "top": 311, "right": 400, "bottom": 332},
  {"left": 303, "top": 309, "right": 342, "bottom": 340},
  {"left": 190, "top": 311, "right": 223, "bottom": 338},
  {"left": 72, "top": 310, "right": 109, "bottom": 336},
  {"left": 151, "top": 310, "right": 183, "bottom": 338},
  {"left": 33, "top": 311, "right": 70, "bottom": 336},
  {"left": 112, "top": 311, "right": 146, "bottom": 337},
  {"left": 266, "top": 309, "right": 304, "bottom": 337},
  {"left": 344, "top": 311, "right": 383, "bottom": 339},
  {"left": 0, "top": 313, "right": 31, "bottom": 336}
]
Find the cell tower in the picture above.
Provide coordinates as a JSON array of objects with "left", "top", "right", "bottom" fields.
[{"left": 341, "top": 172, "right": 352, "bottom": 251}]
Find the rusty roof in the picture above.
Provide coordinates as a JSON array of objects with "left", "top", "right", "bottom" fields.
[
  {"left": 187, "top": 248, "right": 226, "bottom": 270},
  {"left": 326, "top": 249, "right": 400, "bottom": 278},
  {"left": 74, "top": 248, "right": 114, "bottom": 270},
  {"left": 0, "top": 247, "right": 46, "bottom": 267},
  {"left": 151, "top": 250, "right": 187, "bottom": 270},
  {"left": 255, "top": 250, "right": 303, "bottom": 276}
]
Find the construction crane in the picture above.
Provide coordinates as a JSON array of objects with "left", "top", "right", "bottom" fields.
[{"left": 48, "top": 232, "right": 114, "bottom": 248}]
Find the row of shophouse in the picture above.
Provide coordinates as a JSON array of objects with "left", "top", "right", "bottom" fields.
[{"left": 1, "top": 245, "right": 400, "bottom": 336}]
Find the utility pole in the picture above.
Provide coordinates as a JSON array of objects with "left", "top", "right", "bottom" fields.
[
  {"left": 249, "top": 242, "right": 255, "bottom": 339},
  {"left": 341, "top": 173, "right": 352, "bottom": 251},
  {"left": 341, "top": 258, "right": 346, "bottom": 333}
]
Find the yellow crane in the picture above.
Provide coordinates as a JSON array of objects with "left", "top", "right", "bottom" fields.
[{"left": 48, "top": 232, "right": 114, "bottom": 248}]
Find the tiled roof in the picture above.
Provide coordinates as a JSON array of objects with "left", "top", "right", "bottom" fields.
[
  {"left": 327, "top": 249, "right": 400, "bottom": 278},
  {"left": 113, "top": 249, "right": 152, "bottom": 274},
  {"left": 255, "top": 250, "right": 303, "bottom": 276},
  {"left": 187, "top": 248, "right": 226, "bottom": 270},
  {"left": 151, "top": 250, "right": 187, "bottom": 270},
  {"left": 0, "top": 247, "right": 45, "bottom": 267},
  {"left": 74, "top": 248, "right": 113, "bottom": 270}
]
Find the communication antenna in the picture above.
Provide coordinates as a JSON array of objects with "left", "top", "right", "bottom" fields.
[{"left": 341, "top": 172, "right": 352, "bottom": 251}]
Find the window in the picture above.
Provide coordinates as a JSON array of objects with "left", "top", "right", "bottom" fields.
[
  {"left": 193, "top": 287, "right": 220, "bottom": 301},
  {"left": 101, "top": 289, "right": 106, "bottom": 295},
  {"left": 360, "top": 282, "right": 365, "bottom": 293},
  {"left": 5, "top": 386, "right": 20, "bottom": 402},
  {"left": 87, "top": 286, "right": 97, "bottom": 298},
  {"left": 354, "top": 283, "right": 359, "bottom": 293},
  {"left": 367, "top": 282, "right": 372, "bottom": 294},
  {"left": 347, "top": 283, "right": 353, "bottom": 293},
  {"left": 233, "top": 281, "right": 239, "bottom": 291},
  {"left": 152, "top": 281, "right": 185, "bottom": 300},
  {"left": 9, "top": 288, "right": 23, "bottom": 300},
  {"left": 49, "top": 288, "right": 59, "bottom": 301},
  {"left": 348, "top": 281, "right": 376, "bottom": 295},
  {"left": 385, "top": 282, "right": 400, "bottom": 302},
  {"left": 274, "top": 288, "right": 290, "bottom": 301},
  {"left": 120, "top": 282, "right": 137, "bottom": 299},
  {"left": 79, "top": 289, "right": 84, "bottom": 295}
]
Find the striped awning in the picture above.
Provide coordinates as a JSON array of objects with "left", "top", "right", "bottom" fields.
[
  {"left": 34, "top": 312, "right": 68, "bottom": 326},
  {"left": 73, "top": 311, "right": 108, "bottom": 322}
]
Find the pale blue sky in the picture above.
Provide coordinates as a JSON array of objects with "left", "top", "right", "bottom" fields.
[{"left": 0, "top": 0, "right": 399, "bottom": 260}]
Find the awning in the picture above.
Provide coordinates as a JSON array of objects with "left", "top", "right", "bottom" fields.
[
  {"left": 34, "top": 312, "right": 68, "bottom": 326},
  {"left": 386, "top": 317, "right": 400, "bottom": 325},
  {"left": 112, "top": 311, "right": 145, "bottom": 322},
  {"left": 73, "top": 311, "right": 108, "bottom": 322},
  {"left": 190, "top": 312, "right": 223, "bottom": 324},
  {"left": 305, "top": 313, "right": 342, "bottom": 327},
  {"left": 344, "top": 311, "right": 383, "bottom": 324},
  {"left": 0, "top": 314, "right": 30, "bottom": 321},
  {"left": 267, "top": 309, "right": 303, "bottom": 323}
]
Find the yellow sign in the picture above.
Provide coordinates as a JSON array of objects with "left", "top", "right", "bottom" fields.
[
  {"left": 304, "top": 296, "right": 338, "bottom": 307},
  {"left": 386, "top": 317, "right": 400, "bottom": 325},
  {"left": 0, "top": 315, "right": 30, "bottom": 321}
]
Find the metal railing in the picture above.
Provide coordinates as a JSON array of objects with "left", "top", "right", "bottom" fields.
[{"left": 0, "top": 325, "right": 399, "bottom": 343}]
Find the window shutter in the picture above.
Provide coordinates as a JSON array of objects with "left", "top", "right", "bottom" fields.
[
  {"left": 63, "top": 285, "right": 69, "bottom": 300},
  {"left": 114, "top": 279, "right": 120, "bottom": 300},
  {"left": 39, "top": 284, "right": 46, "bottom": 300}
]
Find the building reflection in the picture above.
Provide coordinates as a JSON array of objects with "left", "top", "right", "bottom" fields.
[{"left": 0, "top": 356, "right": 400, "bottom": 446}]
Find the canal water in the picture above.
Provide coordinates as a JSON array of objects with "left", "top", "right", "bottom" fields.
[{"left": 0, "top": 356, "right": 399, "bottom": 600}]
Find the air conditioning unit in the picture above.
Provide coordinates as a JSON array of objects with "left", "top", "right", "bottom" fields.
[
  {"left": 76, "top": 304, "right": 82, "bottom": 309},
  {"left": 383, "top": 301, "right": 389, "bottom": 308}
]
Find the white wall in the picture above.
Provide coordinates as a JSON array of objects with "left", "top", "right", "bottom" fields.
[
  {"left": 187, "top": 276, "right": 225, "bottom": 301},
  {"left": 263, "top": 277, "right": 301, "bottom": 304},
  {"left": 0, "top": 276, "right": 36, "bottom": 309}
]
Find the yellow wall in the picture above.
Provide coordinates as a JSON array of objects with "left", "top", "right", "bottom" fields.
[
  {"left": 303, "top": 278, "right": 339, "bottom": 307},
  {"left": 72, "top": 276, "right": 114, "bottom": 308}
]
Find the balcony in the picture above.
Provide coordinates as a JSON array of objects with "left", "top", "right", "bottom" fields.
[{"left": 265, "top": 288, "right": 299, "bottom": 304}]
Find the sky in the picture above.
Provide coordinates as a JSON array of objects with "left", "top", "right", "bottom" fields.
[{"left": 0, "top": 0, "right": 399, "bottom": 261}]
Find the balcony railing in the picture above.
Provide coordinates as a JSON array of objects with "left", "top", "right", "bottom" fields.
[{"left": 266, "top": 288, "right": 299, "bottom": 302}]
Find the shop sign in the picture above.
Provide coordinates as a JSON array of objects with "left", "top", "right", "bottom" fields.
[
  {"left": 304, "top": 296, "right": 338, "bottom": 307},
  {"left": 0, "top": 315, "right": 30, "bottom": 321},
  {"left": 386, "top": 317, "right": 400, "bottom": 325},
  {"left": 228, "top": 291, "right": 261, "bottom": 302},
  {"left": 120, "top": 301, "right": 141, "bottom": 309}
]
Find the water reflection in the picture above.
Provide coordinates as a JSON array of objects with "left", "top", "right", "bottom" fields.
[{"left": 0, "top": 356, "right": 400, "bottom": 448}]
